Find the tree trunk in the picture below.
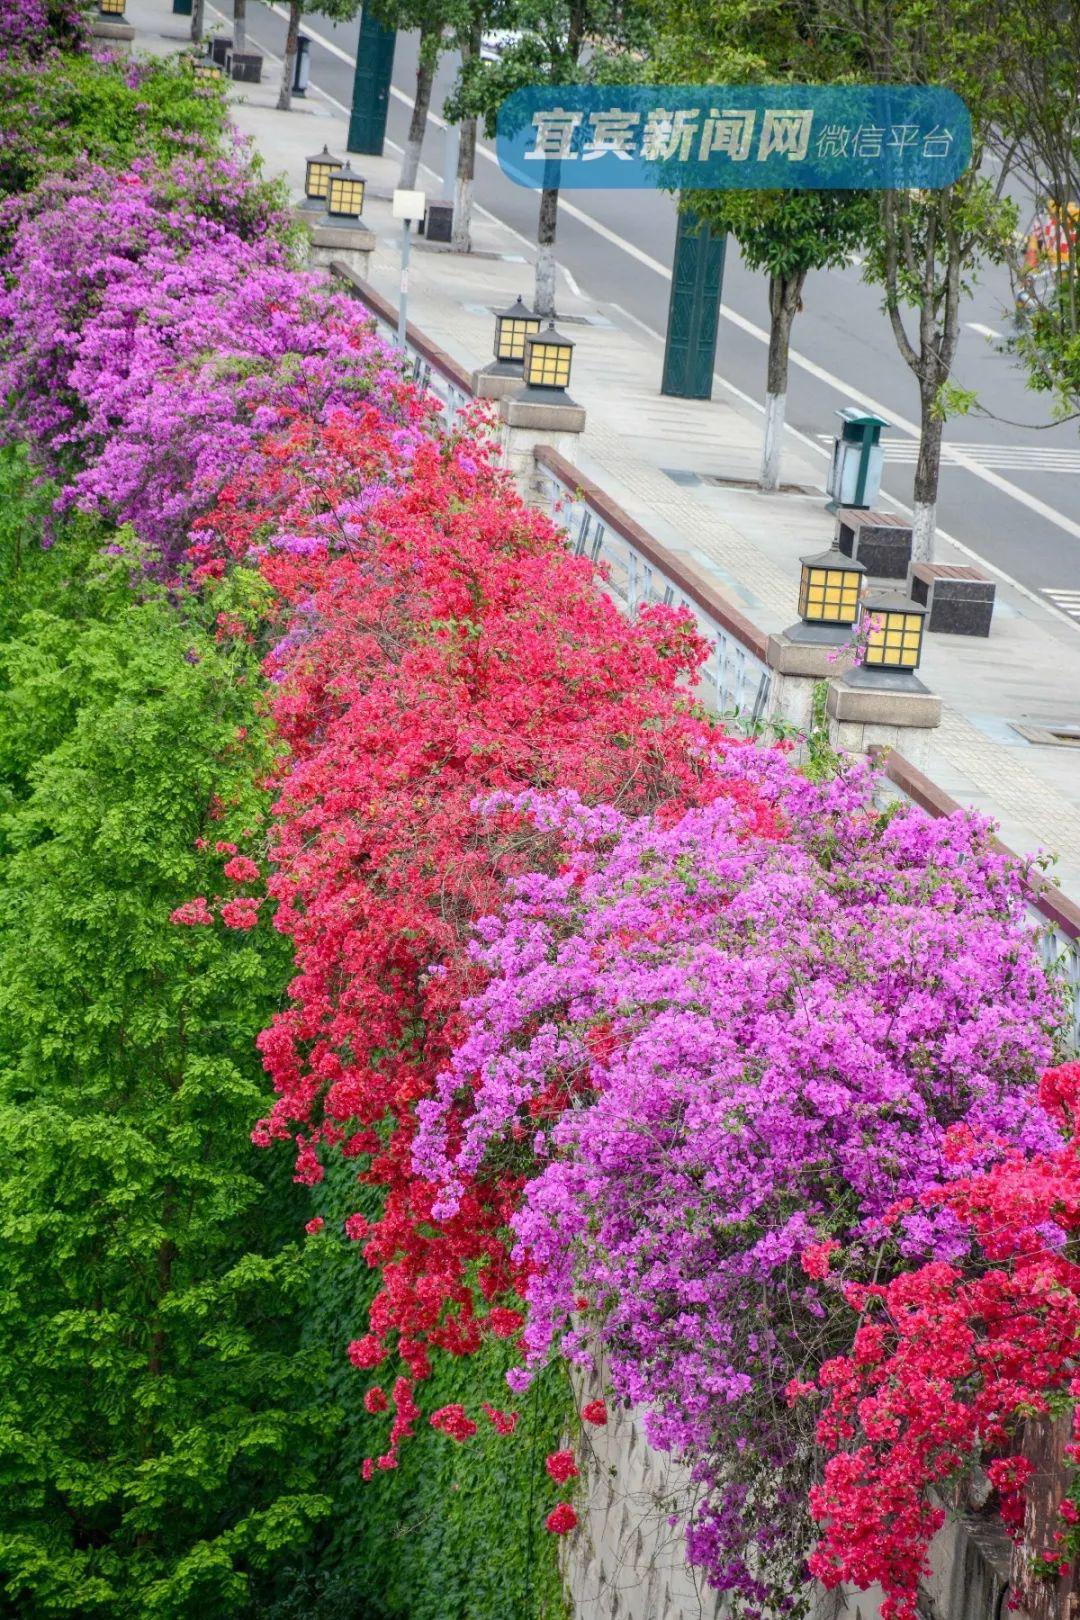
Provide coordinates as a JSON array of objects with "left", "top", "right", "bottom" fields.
[
  {"left": 400, "top": 30, "right": 437, "bottom": 190},
  {"left": 451, "top": 26, "right": 479, "bottom": 252},
  {"left": 760, "top": 271, "right": 804, "bottom": 492},
  {"left": 233, "top": 0, "right": 246, "bottom": 56},
  {"left": 535, "top": 187, "right": 559, "bottom": 316},
  {"left": 190, "top": 0, "right": 204, "bottom": 43},
  {"left": 912, "top": 385, "right": 943, "bottom": 561},
  {"left": 277, "top": 0, "right": 300, "bottom": 112}
]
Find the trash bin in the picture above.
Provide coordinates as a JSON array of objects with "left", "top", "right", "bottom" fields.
[
  {"left": 292, "top": 32, "right": 311, "bottom": 96},
  {"left": 422, "top": 199, "right": 454, "bottom": 243},
  {"left": 210, "top": 35, "right": 232, "bottom": 65}
]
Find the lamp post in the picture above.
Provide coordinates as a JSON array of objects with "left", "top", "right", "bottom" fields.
[
  {"left": 303, "top": 145, "right": 342, "bottom": 212},
  {"left": 325, "top": 161, "right": 367, "bottom": 222},
  {"left": 792, "top": 545, "right": 866, "bottom": 644},
  {"left": 520, "top": 321, "right": 576, "bottom": 399},
  {"left": 858, "top": 590, "right": 928, "bottom": 675},
  {"left": 392, "top": 189, "right": 425, "bottom": 350}
]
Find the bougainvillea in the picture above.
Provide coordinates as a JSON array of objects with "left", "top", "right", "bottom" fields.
[
  {"left": 3, "top": 55, "right": 1073, "bottom": 1612},
  {"left": 415, "top": 762, "right": 1059, "bottom": 1607},
  {"left": 189, "top": 403, "right": 767, "bottom": 1472},
  {"left": 805, "top": 1061, "right": 1080, "bottom": 1620}
]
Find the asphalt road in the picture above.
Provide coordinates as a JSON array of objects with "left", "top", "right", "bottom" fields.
[{"left": 234, "top": 4, "right": 1080, "bottom": 617}]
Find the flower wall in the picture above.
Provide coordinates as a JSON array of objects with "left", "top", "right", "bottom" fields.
[{"left": 1, "top": 22, "right": 1077, "bottom": 1620}]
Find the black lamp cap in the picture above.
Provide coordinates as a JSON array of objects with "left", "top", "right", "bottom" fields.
[
  {"left": 307, "top": 144, "right": 341, "bottom": 165},
  {"left": 529, "top": 319, "right": 574, "bottom": 349},
  {"left": 498, "top": 295, "right": 536, "bottom": 321},
  {"left": 800, "top": 543, "right": 866, "bottom": 574},
  {"left": 862, "top": 588, "right": 926, "bottom": 616}
]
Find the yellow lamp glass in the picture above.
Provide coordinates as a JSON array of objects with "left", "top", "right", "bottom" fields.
[
  {"left": 523, "top": 323, "right": 574, "bottom": 390},
  {"left": 861, "top": 598, "right": 927, "bottom": 670},
  {"left": 494, "top": 298, "right": 541, "bottom": 363},
  {"left": 98, "top": 0, "right": 126, "bottom": 13},
  {"left": 305, "top": 147, "right": 341, "bottom": 201},
  {"left": 326, "top": 165, "right": 365, "bottom": 219},
  {"left": 797, "top": 547, "right": 864, "bottom": 626}
]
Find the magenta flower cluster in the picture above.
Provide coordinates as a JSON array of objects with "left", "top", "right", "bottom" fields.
[
  {"left": 416, "top": 749, "right": 1059, "bottom": 1608},
  {"left": 0, "top": 160, "right": 416, "bottom": 564}
]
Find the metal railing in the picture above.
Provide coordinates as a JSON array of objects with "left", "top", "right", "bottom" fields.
[{"left": 534, "top": 448, "right": 773, "bottom": 727}]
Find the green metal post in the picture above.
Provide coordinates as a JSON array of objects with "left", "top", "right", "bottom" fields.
[
  {"left": 661, "top": 208, "right": 726, "bottom": 400},
  {"left": 347, "top": 7, "right": 397, "bottom": 157},
  {"left": 172, "top": 0, "right": 193, "bottom": 15}
]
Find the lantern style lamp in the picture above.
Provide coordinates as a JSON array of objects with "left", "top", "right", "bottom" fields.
[
  {"left": 793, "top": 544, "right": 866, "bottom": 644},
  {"left": 521, "top": 321, "right": 575, "bottom": 398},
  {"left": 98, "top": 0, "right": 126, "bottom": 14},
  {"left": 325, "top": 161, "right": 366, "bottom": 223},
  {"left": 859, "top": 590, "right": 928, "bottom": 673},
  {"left": 472, "top": 297, "right": 543, "bottom": 399},
  {"left": 494, "top": 297, "right": 542, "bottom": 367},
  {"left": 303, "top": 145, "right": 342, "bottom": 211}
]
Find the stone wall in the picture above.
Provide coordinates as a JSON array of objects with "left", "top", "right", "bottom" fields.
[{"left": 563, "top": 1405, "right": 1015, "bottom": 1620}]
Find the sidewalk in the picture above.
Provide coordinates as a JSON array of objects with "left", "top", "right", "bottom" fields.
[{"left": 132, "top": 0, "right": 1080, "bottom": 897}]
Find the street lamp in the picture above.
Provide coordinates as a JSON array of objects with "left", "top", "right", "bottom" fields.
[
  {"left": 303, "top": 145, "right": 342, "bottom": 211},
  {"left": 859, "top": 590, "right": 928, "bottom": 672},
  {"left": 797, "top": 545, "right": 865, "bottom": 634},
  {"left": 325, "top": 162, "right": 366, "bottom": 221},
  {"left": 522, "top": 321, "right": 575, "bottom": 396},
  {"left": 494, "top": 297, "right": 541, "bottom": 367}
]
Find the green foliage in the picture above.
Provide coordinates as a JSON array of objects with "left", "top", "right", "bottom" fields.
[
  {"left": 270, "top": 1159, "right": 572, "bottom": 1620},
  {"left": 686, "top": 188, "right": 876, "bottom": 282},
  {"left": 0, "top": 50, "right": 231, "bottom": 201},
  {"left": 0, "top": 450, "right": 335, "bottom": 1618}
]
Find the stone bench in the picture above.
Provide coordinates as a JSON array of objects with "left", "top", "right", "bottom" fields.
[
  {"left": 910, "top": 563, "right": 996, "bottom": 636},
  {"left": 835, "top": 507, "right": 913, "bottom": 579}
]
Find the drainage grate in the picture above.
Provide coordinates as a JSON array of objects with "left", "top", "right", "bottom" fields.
[
  {"left": 700, "top": 473, "right": 822, "bottom": 496},
  {"left": 1011, "top": 723, "right": 1080, "bottom": 748},
  {"left": 662, "top": 468, "right": 702, "bottom": 487}
]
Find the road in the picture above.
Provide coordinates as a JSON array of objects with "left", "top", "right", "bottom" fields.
[{"left": 234, "top": 4, "right": 1080, "bottom": 618}]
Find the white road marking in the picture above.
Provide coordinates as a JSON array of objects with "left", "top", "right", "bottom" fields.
[
  {"left": 966, "top": 321, "right": 1004, "bottom": 340},
  {"left": 1045, "top": 589, "right": 1080, "bottom": 618}
]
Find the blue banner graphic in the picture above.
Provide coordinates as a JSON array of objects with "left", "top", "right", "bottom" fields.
[{"left": 495, "top": 85, "right": 971, "bottom": 191}]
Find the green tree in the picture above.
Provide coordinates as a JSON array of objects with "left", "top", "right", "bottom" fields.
[
  {"left": 0, "top": 461, "right": 334, "bottom": 1617},
  {"left": 687, "top": 190, "right": 876, "bottom": 489},
  {"left": 276, "top": 0, "right": 362, "bottom": 111},
  {"left": 649, "top": 1, "right": 876, "bottom": 488},
  {"left": 820, "top": 0, "right": 1020, "bottom": 559},
  {"left": 990, "top": 0, "right": 1080, "bottom": 421},
  {"left": 453, "top": 0, "right": 651, "bottom": 312}
]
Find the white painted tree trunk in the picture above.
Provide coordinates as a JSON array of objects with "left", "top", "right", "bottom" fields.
[
  {"left": 911, "top": 501, "right": 937, "bottom": 562},
  {"left": 452, "top": 175, "right": 473, "bottom": 252},
  {"left": 761, "top": 390, "right": 786, "bottom": 492},
  {"left": 535, "top": 187, "right": 558, "bottom": 316},
  {"left": 233, "top": 0, "right": 246, "bottom": 55}
]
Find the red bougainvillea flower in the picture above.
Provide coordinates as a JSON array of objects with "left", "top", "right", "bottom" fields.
[
  {"left": 220, "top": 896, "right": 261, "bottom": 930},
  {"left": 304, "top": 1216, "right": 324, "bottom": 1235},
  {"left": 800, "top": 1240, "right": 840, "bottom": 1280},
  {"left": 546, "top": 1503, "right": 578, "bottom": 1535},
  {"left": 581, "top": 1401, "right": 607, "bottom": 1426},
  {"left": 222, "top": 854, "right": 260, "bottom": 883},
  {"left": 481, "top": 1402, "right": 518, "bottom": 1436},
  {"left": 170, "top": 896, "right": 213, "bottom": 926},
  {"left": 429, "top": 1403, "right": 477, "bottom": 1443},
  {"left": 545, "top": 1449, "right": 579, "bottom": 1484},
  {"left": 364, "top": 1386, "right": 389, "bottom": 1415},
  {"left": 486, "top": 1307, "right": 524, "bottom": 1339}
]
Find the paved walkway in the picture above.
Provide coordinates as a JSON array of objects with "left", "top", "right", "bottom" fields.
[{"left": 130, "top": 0, "right": 1080, "bottom": 896}]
